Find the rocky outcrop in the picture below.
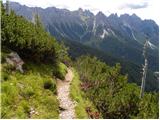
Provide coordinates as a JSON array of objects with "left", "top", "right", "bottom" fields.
[{"left": 5, "top": 52, "right": 24, "bottom": 73}]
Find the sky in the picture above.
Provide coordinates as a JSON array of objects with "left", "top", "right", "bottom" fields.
[{"left": 3, "top": 0, "right": 160, "bottom": 25}]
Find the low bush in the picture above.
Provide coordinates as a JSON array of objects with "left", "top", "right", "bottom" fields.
[
  {"left": 15, "top": 100, "right": 30, "bottom": 118},
  {"left": 43, "top": 79, "right": 56, "bottom": 94},
  {"left": 22, "top": 86, "right": 35, "bottom": 99},
  {"left": 74, "top": 55, "right": 159, "bottom": 119},
  {"left": 1, "top": 71, "right": 10, "bottom": 82},
  {"left": 53, "top": 62, "right": 67, "bottom": 80},
  {"left": 70, "top": 68, "right": 98, "bottom": 118}
]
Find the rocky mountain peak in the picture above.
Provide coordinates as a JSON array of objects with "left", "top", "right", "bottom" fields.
[{"left": 96, "top": 11, "right": 106, "bottom": 18}]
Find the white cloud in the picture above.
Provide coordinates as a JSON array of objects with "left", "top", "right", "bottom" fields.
[
  {"left": 119, "top": 2, "right": 149, "bottom": 9},
  {"left": 3, "top": 0, "right": 160, "bottom": 25}
]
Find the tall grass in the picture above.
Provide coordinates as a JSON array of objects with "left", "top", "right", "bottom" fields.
[
  {"left": 70, "top": 68, "right": 97, "bottom": 118},
  {"left": 1, "top": 63, "right": 59, "bottom": 118}
]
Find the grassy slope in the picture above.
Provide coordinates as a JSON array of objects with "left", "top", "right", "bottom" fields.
[
  {"left": 1, "top": 60, "right": 63, "bottom": 118},
  {"left": 70, "top": 68, "right": 98, "bottom": 118}
]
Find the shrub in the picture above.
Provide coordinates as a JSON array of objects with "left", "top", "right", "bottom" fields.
[
  {"left": 53, "top": 62, "right": 67, "bottom": 80},
  {"left": 135, "top": 93, "right": 159, "bottom": 119},
  {"left": 70, "top": 69, "right": 97, "bottom": 118},
  {"left": 15, "top": 100, "right": 30, "bottom": 118},
  {"left": 74, "top": 55, "right": 159, "bottom": 119},
  {"left": 2, "top": 63, "right": 15, "bottom": 73},
  {"left": 23, "top": 87, "right": 35, "bottom": 98},
  {"left": 1, "top": 72, "right": 10, "bottom": 82},
  {"left": 43, "top": 79, "right": 56, "bottom": 94},
  {"left": 1, "top": 105, "right": 16, "bottom": 119},
  {"left": 1, "top": 82, "right": 19, "bottom": 104},
  {"left": 1, "top": 4, "right": 68, "bottom": 64}
]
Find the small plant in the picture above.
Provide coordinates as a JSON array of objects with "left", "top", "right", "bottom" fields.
[
  {"left": 21, "top": 86, "right": 35, "bottom": 99},
  {"left": 43, "top": 79, "right": 56, "bottom": 93},
  {"left": 53, "top": 62, "right": 67, "bottom": 80},
  {"left": 26, "top": 87, "right": 35, "bottom": 97},
  {"left": 70, "top": 69, "right": 96, "bottom": 118},
  {"left": 15, "top": 100, "right": 30, "bottom": 118},
  {"left": 2, "top": 63, "right": 15, "bottom": 73},
  {"left": 1, "top": 72, "right": 10, "bottom": 81}
]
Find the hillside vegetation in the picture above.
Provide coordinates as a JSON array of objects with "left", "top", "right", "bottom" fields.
[
  {"left": 1, "top": 3, "right": 69, "bottom": 65},
  {"left": 70, "top": 68, "right": 98, "bottom": 118},
  {"left": 63, "top": 39, "right": 158, "bottom": 92},
  {"left": 1, "top": 2, "right": 159, "bottom": 119},
  {"left": 74, "top": 56, "right": 158, "bottom": 119},
  {"left": 1, "top": 3, "right": 68, "bottom": 118},
  {"left": 1, "top": 62, "right": 59, "bottom": 118}
]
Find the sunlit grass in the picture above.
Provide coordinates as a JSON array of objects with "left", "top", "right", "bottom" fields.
[
  {"left": 70, "top": 68, "right": 97, "bottom": 118},
  {"left": 1, "top": 62, "right": 59, "bottom": 119}
]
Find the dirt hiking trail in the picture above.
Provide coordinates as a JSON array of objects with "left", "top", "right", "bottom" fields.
[{"left": 57, "top": 68, "right": 76, "bottom": 119}]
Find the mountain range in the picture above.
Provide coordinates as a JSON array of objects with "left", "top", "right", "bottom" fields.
[{"left": 9, "top": 2, "right": 159, "bottom": 91}]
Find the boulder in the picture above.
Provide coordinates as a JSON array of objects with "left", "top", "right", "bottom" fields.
[{"left": 5, "top": 52, "right": 24, "bottom": 73}]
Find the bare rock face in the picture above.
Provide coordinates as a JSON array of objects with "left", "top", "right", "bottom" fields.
[{"left": 5, "top": 52, "right": 24, "bottom": 73}]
